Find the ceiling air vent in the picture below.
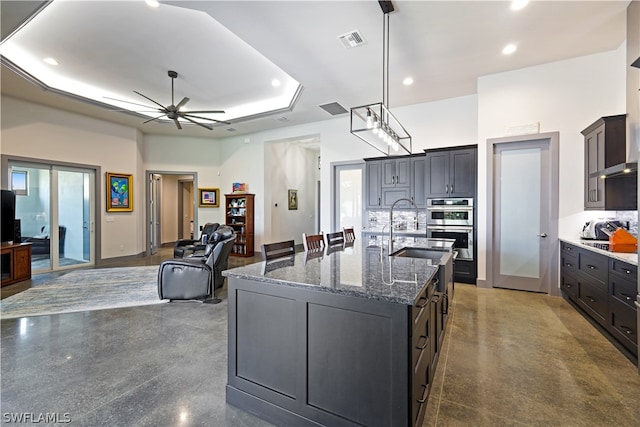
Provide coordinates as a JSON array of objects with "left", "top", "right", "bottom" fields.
[
  {"left": 338, "top": 30, "right": 366, "bottom": 49},
  {"left": 319, "top": 102, "right": 348, "bottom": 116}
]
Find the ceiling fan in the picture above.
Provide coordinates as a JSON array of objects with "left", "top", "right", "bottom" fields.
[{"left": 106, "top": 70, "right": 230, "bottom": 130}]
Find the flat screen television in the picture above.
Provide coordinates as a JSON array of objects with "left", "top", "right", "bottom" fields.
[{"left": 1, "top": 190, "right": 16, "bottom": 244}]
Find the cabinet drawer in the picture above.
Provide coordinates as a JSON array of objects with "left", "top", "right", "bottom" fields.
[
  {"left": 578, "top": 250, "right": 608, "bottom": 285},
  {"left": 560, "top": 272, "right": 578, "bottom": 300},
  {"left": 578, "top": 281, "right": 608, "bottom": 325},
  {"left": 412, "top": 284, "right": 430, "bottom": 327},
  {"left": 609, "top": 274, "right": 637, "bottom": 309},
  {"left": 412, "top": 307, "right": 430, "bottom": 369},
  {"left": 609, "top": 258, "right": 637, "bottom": 280},
  {"left": 412, "top": 343, "right": 431, "bottom": 427},
  {"left": 561, "top": 251, "right": 577, "bottom": 275},
  {"left": 610, "top": 298, "right": 638, "bottom": 354},
  {"left": 561, "top": 242, "right": 578, "bottom": 256}
]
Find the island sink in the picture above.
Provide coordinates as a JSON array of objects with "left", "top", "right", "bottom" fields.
[{"left": 390, "top": 247, "right": 449, "bottom": 260}]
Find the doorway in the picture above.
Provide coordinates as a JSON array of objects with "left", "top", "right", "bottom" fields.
[
  {"left": 7, "top": 160, "right": 97, "bottom": 273},
  {"left": 486, "top": 132, "right": 559, "bottom": 295},
  {"left": 332, "top": 162, "right": 364, "bottom": 235},
  {"left": 146, "top": 171, "right": 197, "bottom": 255}
]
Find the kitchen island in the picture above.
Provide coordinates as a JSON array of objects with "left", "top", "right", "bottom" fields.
[{"left": 223, "top": 237, "right": 454, "bottom": 427}]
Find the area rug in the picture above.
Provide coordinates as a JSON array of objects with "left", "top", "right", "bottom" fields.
[{"left": 0, "top": 266, "right": 166, "bottom": 320}]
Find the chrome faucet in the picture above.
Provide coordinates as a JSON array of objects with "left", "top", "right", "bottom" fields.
[{"left": 389, "top": 198, "right": 419, "bottom": 255}]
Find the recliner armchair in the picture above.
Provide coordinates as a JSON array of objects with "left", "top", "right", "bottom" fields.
[
  {"left": 158, "top": 225, "right": 236, "bottom": 303},
  {"left": 173, "top": 222, "right": 219, "bottom": 258}
]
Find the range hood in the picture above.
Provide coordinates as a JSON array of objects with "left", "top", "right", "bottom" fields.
[{"left": 590, "top": 162, "right": 638, "bottom": 178}]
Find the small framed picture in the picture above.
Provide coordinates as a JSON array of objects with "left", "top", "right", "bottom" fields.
[
  {"left": 107, "top": 172, "right": 133, "bottom": 212},
  {"left": 199, "top": 188, "right": 220, "bottom": 207},
  {"left": 288, "top": 189, "right": 298, "bottom": 210}
]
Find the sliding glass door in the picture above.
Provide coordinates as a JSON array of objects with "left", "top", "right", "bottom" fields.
[{"left": 9, "top": 161, "right": 95, "bottom": 272}]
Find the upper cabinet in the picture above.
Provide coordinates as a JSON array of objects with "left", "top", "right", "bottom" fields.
[
  {"left": 381, "top": 158, "right": 411, "bottom": 188},
  {"left": 425, "top": 147, "right": 477, "bottom": 199},
  {"left": 365, "top": 155, "right": 421, "bottom": 209},
  {"left": 582, "top": 115, "right": 636, "bottom": 210},
  {"left": 411, "top": 156, "right": 427, "bottom": 208}
]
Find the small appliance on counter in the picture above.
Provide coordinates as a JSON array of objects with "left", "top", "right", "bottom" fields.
[
  {"left": 607, "top": 227, "right": 638, "bottom": 253},
  {"left": 580, "top": 220, "right": 625, "bottom": 240}
]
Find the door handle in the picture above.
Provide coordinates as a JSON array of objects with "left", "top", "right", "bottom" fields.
[
  {"left": 445, "top": 184, "right": 449, "bottom": 194},
  {"left": 450, "top": 184, "right": 454, "bottom": 193},
  {"left": 537, "top": 233, "right": 547, "bottom": 238}
]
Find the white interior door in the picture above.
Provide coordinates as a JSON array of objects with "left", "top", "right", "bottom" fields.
[{"left": 492, "top": 138, "right": 555, "bottom": 293}]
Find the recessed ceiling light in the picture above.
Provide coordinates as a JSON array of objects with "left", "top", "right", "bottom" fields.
[
  {"left": 510, "top": 0, "right": 529, "bottom": 11},
  {"left": 43, "top": 57, "right": 58, "bottom": 66},
  {"left": 145, "top": 0, "right": 160, "bottom": 8},
  {"left": 502, "top": 43, "right": 517, "bottom": 55},
  {"left": 403, "top": 77, "right": 414, "bottom": 86},
  {"left": 271, "top": 79, "right": 281, "bottom": 87}
]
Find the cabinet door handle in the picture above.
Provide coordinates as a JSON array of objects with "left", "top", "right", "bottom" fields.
[
  {"left": 415, "top": 296, "right": 428, "bottom": 308},
  {"left": 565, "top": 283, "right": 572, "bottom": 288},
  {"left": 620, "top": 326, "right": 633, "bottom": 335},
  {"left": 445, "top": 184, "right": 449, "bottom": 194},
  {"left": 620, "top": 293, "right": 633, "bottom": 301},
  {"left": 623, "top": 269, "right": 632, "bottom": 275},
  {"left": 586, "top": 265, "right": 597, "bottom": 270},
  {"left": 586, "top": 295, "right": 596, "bottom": 303},
  {"left": 450, "top": 184, "right": 454, "bottom": 193},
  {"left": 566, "top": 246, "right": 572, "bottom": 251},
  {"left": 564, "top": 263, "right": 573, "bottom": 267},
  {"left": 392, "top": 175, "right": 396, "bottom": 184},
  {"left": 417, "top": 385, "right": 429, "bottom": 404},
  {"left": 378, "top": 197, "right": 381, "bottom": 206},
  {"left": 416, "top": 335, "right": 428, "bottom": 350}
]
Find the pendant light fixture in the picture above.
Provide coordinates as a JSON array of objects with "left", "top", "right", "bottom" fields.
[{"left": 350, "top": 0, "right": 412, "bottom": 156}]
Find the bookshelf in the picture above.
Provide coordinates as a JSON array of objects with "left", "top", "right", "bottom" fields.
[{"left": 225, "top": 193, "right": 255, "bottom": 257}]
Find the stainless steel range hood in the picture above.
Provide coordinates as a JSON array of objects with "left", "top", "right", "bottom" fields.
[{"left": 589, "top": 162, "right": 638, "bottom": 178}]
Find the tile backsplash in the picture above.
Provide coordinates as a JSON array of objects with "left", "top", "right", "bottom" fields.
[
  {"left": 614, "top": 210, "right": 638, "bottom": 235},
  {"left": 367, "top": 210, "right": 427, "bottom": 230}
]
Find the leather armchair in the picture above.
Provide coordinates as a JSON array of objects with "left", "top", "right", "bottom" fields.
[
  {"left": 173, "top": 222, "right": 219, "bottom": 258},
  {"left": 158, "top": 225, "right": 236, "bottom": 303}
]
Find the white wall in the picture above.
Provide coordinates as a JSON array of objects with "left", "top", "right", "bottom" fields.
[
  {"left": 477, "top": 45, "right": 627, "bottom": 283},
  {"left": 1, "top": 96, "right": 145, "bottom": 259},
  {"left": 264, "top": 140, "right": 319, "bottom": 245}
]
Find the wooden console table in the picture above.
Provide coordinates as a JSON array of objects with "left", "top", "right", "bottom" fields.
[{"left": 1, "top": 242, "right": 32, "bottom": 286}]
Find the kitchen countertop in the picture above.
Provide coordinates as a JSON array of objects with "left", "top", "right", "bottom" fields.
[
  {"left": 223, "top": 238, "right": 454, "bottom": 305},
  {"left": 560, "top": 236, "right": 638, "bottom": 265}
]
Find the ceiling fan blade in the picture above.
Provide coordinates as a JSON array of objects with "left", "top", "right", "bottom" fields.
[
  {"left": 143, "top": 114, "right": 167, "bottom": 124},
  {"left": 185, "top": 109, "right": 225, "bottom": 114},
  {"left": 182, "top": 115, "right": 213, "bottom": 131},
  {"left": 133, "top": 90, "right": 168, "bottom": 111},
  {"left": 184, "top": 113, "right": 231, "bottom": 125},
  {"left": 103, "top": 96, "right": 159, "bottom": 110},
  {"left": 175, "top": 97, "right": 190, "bottom": 110},
  {"left": 173, "top": 118, "right": 182, "bottom": 130}
]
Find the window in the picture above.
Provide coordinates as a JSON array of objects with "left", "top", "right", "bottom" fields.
[{"left": 11, "top": 170, "right": 28, "bottom": 195}]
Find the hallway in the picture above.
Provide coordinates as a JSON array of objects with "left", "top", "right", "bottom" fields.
[{"left": 1, "top": 254, "right": 639, "bottom": 426}]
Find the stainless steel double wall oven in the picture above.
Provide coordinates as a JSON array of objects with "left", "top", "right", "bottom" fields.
[{"left": 426, "top": 197, "right": 476, "bottom": 283}]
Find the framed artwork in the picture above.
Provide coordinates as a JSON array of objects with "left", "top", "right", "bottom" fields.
[
  {"left": 199, "top": 188, "right": 220, "bottom": 207},
  {"left": 232, "top": 182, "right": 247, "bottom": 193},
  {"left": 107, "top": 172, "right": 133, "bottom": 212},
  {"left": 288, "top": 189, "right": 298, "bottom": 210}
]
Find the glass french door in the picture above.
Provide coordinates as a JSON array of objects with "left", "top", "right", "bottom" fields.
[
  {"left": 333, "top": 163, "right": 364, "bottom": 235},
  {"left": 9, "top": 162, "right": 95, "bottom": 272}
]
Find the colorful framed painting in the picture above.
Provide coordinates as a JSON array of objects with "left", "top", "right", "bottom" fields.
[
  {"left": 106, "top": 172, "right": 133, "bottom": 212},
  {"left": 199, "top": 188, "right": 220, "bottom": 207},
  {"left": 288, "top": 189, "right": 298, "bottom": 210}
]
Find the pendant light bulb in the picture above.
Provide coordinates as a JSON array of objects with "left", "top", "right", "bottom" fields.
[{"left": 366, "top": 109, "right": 373, "bottom": 129}]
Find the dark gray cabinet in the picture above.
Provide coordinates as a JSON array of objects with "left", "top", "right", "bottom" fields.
[
  {"left": 365, "top": 155, "right": 425, "bottom": 209},
  {"left": 411, "top": 156, "right": 426, "bottom": 208},
  {"left": 227, "top": 273, "right": 447, "bottom": 427},
  {"left": 366, "top": 160, "right": 383, "bottom": 208},
  {"left": 559, "top": 241, "right": 637, "bottom": 357},
  {"left": 425, "top": 147, "right": 476, "bottom": 198},
  {"left": 382, "top": 158, "right": 411, "bottom": 188},
  {"left": 582, "top": 115, "right": 635, "bottom": 210}
]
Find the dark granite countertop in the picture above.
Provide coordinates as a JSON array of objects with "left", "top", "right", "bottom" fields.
[{"left": 223, "top": 238, "right": 454, "bottom": 305}]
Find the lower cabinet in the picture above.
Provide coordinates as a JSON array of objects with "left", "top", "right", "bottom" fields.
[
  {"left": 560, "top": 241, "right": 637, "bottom": 357},
  {"left": 227, "top": 271, "right": 451, "bottom": 427}
]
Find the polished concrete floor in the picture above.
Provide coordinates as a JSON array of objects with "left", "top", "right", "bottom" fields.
[{"left": 1, "top": 248, "right": 639, "bottom": 426}]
